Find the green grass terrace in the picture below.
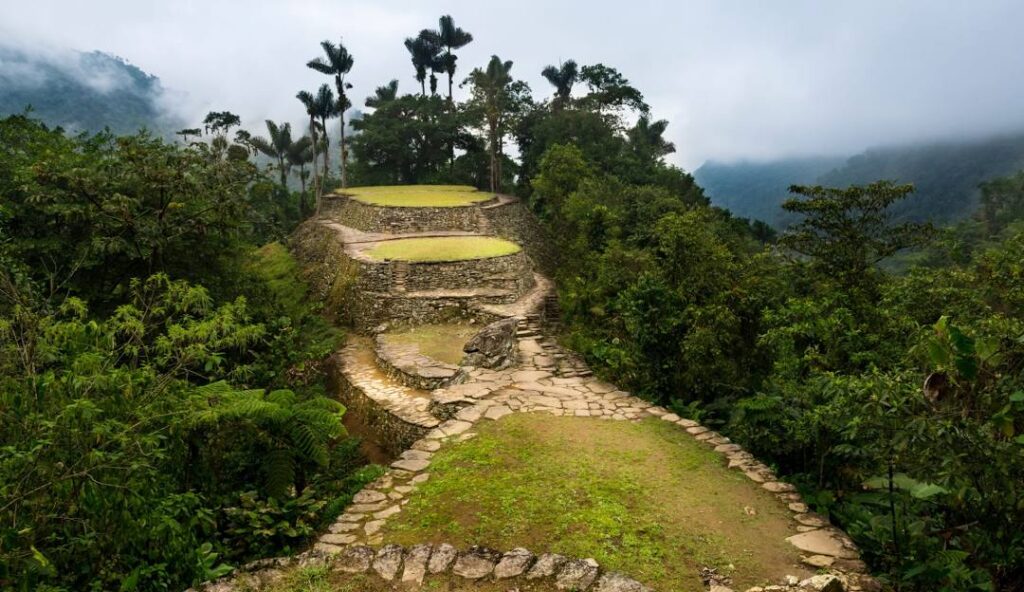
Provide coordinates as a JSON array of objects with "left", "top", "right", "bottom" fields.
[
  {"left": 364, "top": 236, "right": 521, "bottom": 262},
  {"left": 340, "top": 185, "right": 495, "bottom": 207},
  {"left": 380, "top": 414, "right": 811, "bottom": 591}
]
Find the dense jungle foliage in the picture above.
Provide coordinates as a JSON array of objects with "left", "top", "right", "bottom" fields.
[
  {"left": 0, "top": 114, "right": 379, "bottom": 591},
  {"left": 537, "top": 146, "right": 1024, "bottom": 592},
  {"left": 3, "top": 14, "right": 1023, "bottom": 592}
]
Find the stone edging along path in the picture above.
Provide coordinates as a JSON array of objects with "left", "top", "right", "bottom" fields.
[{"left": 196, "top": 324, "right": 879, "bottom": 592}]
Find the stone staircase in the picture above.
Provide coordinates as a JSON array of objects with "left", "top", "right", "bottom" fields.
[
  {"left": 476, "top": 209, "right": 492, "bottom": 235},
  {"left": 391, "top": 261, "right": 409, "bottom": 293},
  {"left": 516, "top": 313, "right": 592, "bottom": 378}
]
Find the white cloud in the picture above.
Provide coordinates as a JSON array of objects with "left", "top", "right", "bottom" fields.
[{"left": 3, "top": 0, "right": 1024, "bottom": 169}]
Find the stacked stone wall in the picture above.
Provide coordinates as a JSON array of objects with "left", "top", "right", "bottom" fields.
[
  {"left": 482, "top": 198, "right": 560, "bottom": 274},
  {"left": 339, "top": 200, "right": 487, "bottom": 234},
  {"left": 397, "top": 251, "right": 533, "bottom": 293}
]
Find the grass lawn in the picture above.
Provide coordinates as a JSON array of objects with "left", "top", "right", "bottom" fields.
[
  {"left": 382, "top": 415, "right": 808, "bottom": 591},
  {"left": 365, "top": 236, "right": 521, "bottom": 262},
  {"left": 344, "top": 185, "right": 493, "bottom": 207},
  {"left": 384, "top": 323, "right": 479, "bottom": 365}
]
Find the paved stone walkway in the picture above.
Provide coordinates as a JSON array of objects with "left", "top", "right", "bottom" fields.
[{"left": 312, "top": 339, "right": 875, "bottom": 592}]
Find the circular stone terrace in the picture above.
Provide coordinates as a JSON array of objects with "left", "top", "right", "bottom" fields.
[
  {"left": 362, "top": 236, "right": 520, "bottom": 262},
  {"left": 342, "top": 185, "right": 496, "bottom": 208}
]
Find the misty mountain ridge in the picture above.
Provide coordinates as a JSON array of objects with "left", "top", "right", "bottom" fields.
[
  {"left": 696, "top": 133, "right": 1024, "bottom": 228},
  {"left": 0, "top": 45, "right": 182, "bottom": 135}
]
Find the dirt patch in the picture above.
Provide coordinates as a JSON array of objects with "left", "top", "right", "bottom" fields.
[{"left": 383, "top": 323, "right": 479, "bottom": 366}]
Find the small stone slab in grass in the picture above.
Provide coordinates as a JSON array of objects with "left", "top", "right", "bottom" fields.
[
  {"left": 526, "top": 553, "right": 567, "bottom": 579},
  {"left": 452, "top": 546, "right": 501, "bottom": 579},
  {"left": 334, "top": 545, "right": 374, "bottom": 573},
  {"left": 594, "top": 572, "right": 652, "bottom": 592},
  {"left": 372, "top": 544, "right": 405, "bottom": 580},
  {"left": 494, "top": 547, "right": 534, "bottom": 578},
  {"left": 428, "top": 543, "right": 458, "bottom": 573},
  {"left": 556, "top": 558, "right": 599, "bottom": 590},
  {"left": 786, "top": 529, "right": 860, "bottom": 559},
  {"left": 401, "top": 544, "right": 432, "bottom": 585}
]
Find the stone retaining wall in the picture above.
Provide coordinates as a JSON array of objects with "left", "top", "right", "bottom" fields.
[
  {"left": 482, "top": 197, "right": 560, "bottom": 274},
  {"left": 326, "top": 347, "right": 437, "bottom": 457},
  {"left": 396, "top": 250, "right": 534, "bottom": 293},
  {"left": 338, "top": 199, "right": 491, "bottom": 234},
  {"left": 342, "top": 250, "right": 533, "bottom": 330}
]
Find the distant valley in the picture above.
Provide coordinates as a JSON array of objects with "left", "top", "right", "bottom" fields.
[
  {"left": 0, "top": 45, "right": 181, "bottom": 135},
  {"left": 696, "top": 133, "right": 1024, "bottom": 227}
]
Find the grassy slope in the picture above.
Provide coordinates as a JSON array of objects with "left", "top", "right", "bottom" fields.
[
  {"left": 382, "top": 415, "right": 808, "bottom": 591},
  {"left": 343, "top": 185, "right": 492, "bottom": 207},
  {"left": 365, "top": 236, "right": 521, "bottom": 262}
]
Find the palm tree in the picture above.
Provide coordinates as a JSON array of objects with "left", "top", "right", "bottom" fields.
[
  {"left": 312, "top": 84, "right": 339, "bottom": 198},
  {"left": 541, "top": 60, "right": 578, "bottom": 110},
  {"left": 251, "top": 120, "right": 294, "bottom": 188},
  {"left": 365, "top": 80, "right": 399, "bottom": 108},
  {"left": 307, "top": 39, "right": 354, "bottom": 189},
  {"left": 296, "top": 89, "right": 323, "bottom": 201},
  {"left": 287, "top": 136, "right": 315, "bottom": 214},
  {"left": 421, "top": 15, "right": 474, "bottom": 102},
  {"left": 466, "top": 55, "right": 514, "bottom": 192},
  {"left": 404, "top": 35, "right": 440, "bottom": 96},
  {"left": 628, "top": 115, "right": 676, "bottom": 158}
]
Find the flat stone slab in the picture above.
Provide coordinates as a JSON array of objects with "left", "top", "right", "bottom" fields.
[
  {"left": 526, "top": 553, "right": 567, "bottom": 579},
  {"left": 372, "top": 544, "right": 405, "bottom": 580},
  {"left": 556, "top": 558, "right": 599, "bottom": 590},
  {"left": 335, "top": 545, "right": 375, "bottom": 573},
  {"left": 594, "top": 572, "right": 652, "bottom": 592},
  {"left": 401, "top": 544, "right": 432, "bottom": 585},
  {"left": 452, "top": 546, "right": 501, "bottom": 579},
  {"left": 493, "top": 547, "right": 534, "bottom": 578},
  {"left": 787, "top": 529, "right": 860, "bottom": 559},
  {"left": 428, "top": 543, "right": 458, "bottom": 573}
]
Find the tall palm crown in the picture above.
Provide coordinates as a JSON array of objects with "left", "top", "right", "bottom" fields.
[
  {"left": 251, "top": 120, "right": 294, "bottom": 188},
  {"left": 366, "top": 80, "right": 399, "bottom": 108},
  {"left": 541, "top": 60, "right": 578, "bottom": 109},
  {"left": 466, "top": 55, "right": 515, "bottom": 192},
  {"left": 307, "top": 39, "right": 354, "bottom": 188},
  {"left": 421, "top": 15, "right": 473, "bottom": 101},
  {"left": 404, "top": 36, "right": 439, "bottom": 96},
  {"left": 628, "top": 115, "right": 676, "bottom": 158}
]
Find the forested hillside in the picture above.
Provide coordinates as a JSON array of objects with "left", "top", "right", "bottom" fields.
[
  {"left": 0, "top": 46, "right": 181, "bottom": 135},
  {"left": 694, "top": 156, "right": 846, "bottom": 227},
  {"left": 697, "top": 134, "right": 1024, "bottom": 227},
  {"left": 3, "top": 14, "right": 1024, "bottom": 592}
]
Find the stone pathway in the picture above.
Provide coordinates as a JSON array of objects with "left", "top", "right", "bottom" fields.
[
  {"left": 311, "top": 348, "right": 875, "bottom": 592},
  {"left": 196, "top": 196, "right": 876, "bottom": 592}
]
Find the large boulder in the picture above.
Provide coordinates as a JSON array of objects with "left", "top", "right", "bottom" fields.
[{"left": 461, "top": 318, "right": 519, "bottom": 369}]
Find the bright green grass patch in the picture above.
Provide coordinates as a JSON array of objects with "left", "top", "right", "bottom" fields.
[
  {"left": 382, "top": 415, "right": 807, "bottom": 591},
  {"left": 384, "top": 323, "right": 479, "bottom": 365},
  {"left": 344, "top": 185, "right": 492, "bottom": 207},
  {"left": 365, "top": 236, "right": 520, "bottom": 262}
]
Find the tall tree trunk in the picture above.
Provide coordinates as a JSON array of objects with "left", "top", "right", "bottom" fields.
[
  {"left": 320, "top": 116, "right": 330, "bottom": 195},
  {"left": 308, "top": 116, "right": 320, "bottom": 215},
  {"left": 340, "top": 112, "right": 348, "bottom": 189},
  {"left": 298, "top": 164, "right": 307, "bottom": 214},
  {"left": 447, "top": 71, "right": 453, "bottom": 102},
  {"left": 278, "top": 156, "right": 287, "bottom": 188}
]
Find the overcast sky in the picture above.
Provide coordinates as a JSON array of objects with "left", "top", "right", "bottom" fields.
[{"left": 3, "top": 0, "right": 1024, "bottom": 169}]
